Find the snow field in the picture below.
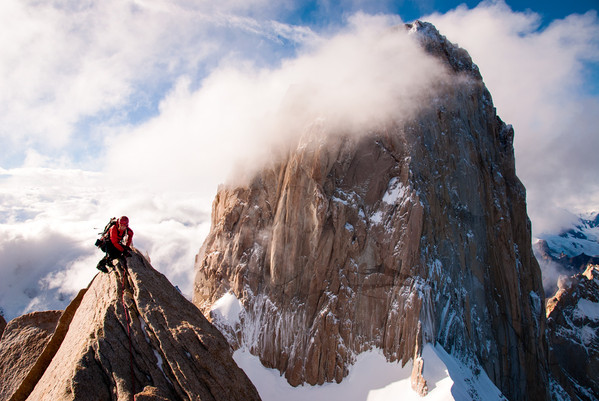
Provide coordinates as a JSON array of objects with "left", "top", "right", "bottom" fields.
[
  {"left": 233, "top": 343, "right": 506, "bottom": 401},
  {"left": 213, "top": 291, "right": 507, "bottom": 401}
]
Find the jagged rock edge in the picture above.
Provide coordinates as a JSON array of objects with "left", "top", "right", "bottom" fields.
[{"left": 8, "top": 287, "right": 87, "bottom": 401}]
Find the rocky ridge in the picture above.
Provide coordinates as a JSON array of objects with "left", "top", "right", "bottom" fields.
[
  {"left": 546, "top": 265, "right": 599, "bottom": 400},
  {"left": 0, "top": 310, "right": 62, "bottom": 400},
  {"left": 193, "top": 21, "right": 548, "bottom": 401},
  {"left": 0, "top": 251, "right": 261, "bottom": 401}
]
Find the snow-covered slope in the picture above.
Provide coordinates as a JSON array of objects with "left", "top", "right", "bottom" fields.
[
  {"left": 213, "top": 291, "right": 507, "bottom": 401},
  {"left": 234, "top": 345, "right": 507, "bottom": 401},
  {"left": 537, "top": 212, "right": 599, "bottom": 259},
  {"left": 534, "top": 212, "right": 599, "bottom": 295}
]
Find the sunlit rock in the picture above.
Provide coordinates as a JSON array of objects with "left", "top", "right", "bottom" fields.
[
  {"left": 193, "top": 21, "right": 548, "bottom": 401},
  {"left": 0, "top": 251, "right": 260, "bottom": 401}
]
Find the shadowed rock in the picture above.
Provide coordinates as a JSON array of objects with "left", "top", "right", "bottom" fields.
[{"left": 0, "top": 315, "right": 5, "bottom": 341}]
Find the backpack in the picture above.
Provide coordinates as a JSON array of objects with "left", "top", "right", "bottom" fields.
[{"left": 95, "top": 217, "right": 118, "bottom": 252}]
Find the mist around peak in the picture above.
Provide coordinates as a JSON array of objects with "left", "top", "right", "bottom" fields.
[{"left": 106, "top": 14, "right": 457, "bottom": 191}]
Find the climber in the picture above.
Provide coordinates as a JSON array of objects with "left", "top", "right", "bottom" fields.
[{"left": 96, "top": 216, "right": 134, "bottom": 273}]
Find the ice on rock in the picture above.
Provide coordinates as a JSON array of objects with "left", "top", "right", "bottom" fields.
[
  {"left": 574, "top": 298, "right": 599, "bottom": 322},
  {"left": 382, "top": 177, "right": 407, "bottom": 205},
  {"left": 211, "top": 291, "right": 244, "bottom": 327}
]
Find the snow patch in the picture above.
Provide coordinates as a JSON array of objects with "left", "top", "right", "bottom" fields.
[
  {"left": 233, "top": 343, "right": 506, "bottom": 401},
  {"left": 529, "top": 291, "right": 542, "bottom": 336},
  {"left": 333, "top": 196, "right": 349, "bottom": 206},
  {"left": 154, "top": 349, "right": 165, "bottom": 372},
  {"left": 382, "top": 177, "right": 407, "bottom": 205},
  {"left": 211, "top": 291, "right": 243, "bottom": 326},
  {"left": 429, "top": 259, "right": 442, "bottom": 277},
  {"left": 139, "top": 318, "right": 151, "bottom": 344},
  {"left": 153, "top": 348, "right": 173, "bottom": 385},
  {"left": 370, "top": 210, "right": 384, "bottom": 225},
  {"left": 580, "top": 325, "right": 597, "bottom": 346},
  {"left": 574, "top": 298, "right": 599, "bottom": 322}
]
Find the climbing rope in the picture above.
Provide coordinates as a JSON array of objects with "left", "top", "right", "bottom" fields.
[{"left": 118, "top": 257, "right": 136, "bottom": 400}]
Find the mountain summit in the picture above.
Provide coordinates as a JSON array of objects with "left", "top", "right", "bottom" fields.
[
  {"left": 193, "top": 21, "right": 548, "bottom": 401},
  {"left": 0, "top": 251, "right": 260, "bottom": 401}
]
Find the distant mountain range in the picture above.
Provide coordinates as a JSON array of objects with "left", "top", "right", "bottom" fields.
[
  {"left": 535, "top": 212, "right": 599, "bottom": 297},
  {"left": 536, "top": 212, "right": 599, "bottom": 261}
]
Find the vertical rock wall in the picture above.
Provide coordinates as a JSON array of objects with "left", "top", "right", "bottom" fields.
[{"left": 193, "top": 21, "right": 548, "bottom": 401}]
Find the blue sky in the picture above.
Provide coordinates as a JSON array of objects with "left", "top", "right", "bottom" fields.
[
  {"left": 0, "top": 0, "right": 598, "bottom": 319},
  {"left": 280, "top": 0, "right": 597, "bottom": 26}
]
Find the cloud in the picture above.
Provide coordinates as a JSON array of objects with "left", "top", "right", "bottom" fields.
[
  {"left": 0, "top": 166, "right": 210, "bottom": 320},
  {"left": 533, "top": 243, "right": 579, "bottom": 297},
  {"left": 1, "top": 10, "right": 455, "bottom": 319},
  {"left": 0, "top": 0, "right": 315, "bottom": 320},
  {"left": 0, "top": 228, "right": 88, "bottom": 319},
  {"left": 424, "top": 1, "right": 599, "bottom": 235},
  {"left": 103, "top": 13, "right": 452, "bottom": 191},
  {"left": 0, "top": 0, "right": 314, "bottom": 166},
  {"left": 2, "top": 1, "right": 598, "bottom": 320}
]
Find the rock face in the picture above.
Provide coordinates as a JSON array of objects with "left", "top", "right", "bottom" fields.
[
  {"left": 193, "top": 21, "right": 548, "bottom": 401},
  {"left": 0, "top": 310, "right": 62, "bottom": 400},
  {"left": 0, "top": 251, "right": 261, "bottom": 401},
  {"left": 546, "top": 265, "right": 599, "bottom": 400}
]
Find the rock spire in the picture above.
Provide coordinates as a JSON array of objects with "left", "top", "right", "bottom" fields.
[{"left": 193, "top": 21, "right": 548, "bottom": 401}]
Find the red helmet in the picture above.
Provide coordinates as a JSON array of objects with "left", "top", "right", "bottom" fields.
[{"left": 118, "top": 216, "right": 129, "bottom": 226}]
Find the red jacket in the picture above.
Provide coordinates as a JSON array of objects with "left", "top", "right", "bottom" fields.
[{"left": 109, "top": 224, "right": 133, "bottom": 252}]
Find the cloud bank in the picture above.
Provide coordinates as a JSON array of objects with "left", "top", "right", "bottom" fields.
[
  {"left": 0, "top": 166, "right": 210, "bottom": 319},
  {"left": 104, "top": 13, "right": 453, "bottom": 192},
  {"left": 1, "top": 1, "right": 598, "bottom": 319},
  {"left": 0, "top": 0, "right": 315, "bottom": 167}
]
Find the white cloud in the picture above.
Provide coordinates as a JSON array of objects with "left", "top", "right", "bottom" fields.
[
  {"left": 0, "top": 227, "right": 92, "bottom": 320},
  {"left": 0, "top": 0, "right": 317, "bottom": 320},
  {"left": 0, "top": 166, "right": 210, "bottom": 320},
  {"left": 0, "top": 0, "right": 313, "bottom": 163},
  {"left": 424, "top": 1, "right": 599, "bottom": 235},
  {"left": 104, "top": 13, "right": 451, "bottom": 192},
  {"left": 2, "top": 1, "right": 598, "bottom": 320}
]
